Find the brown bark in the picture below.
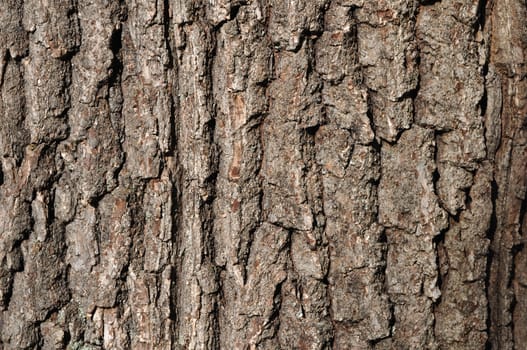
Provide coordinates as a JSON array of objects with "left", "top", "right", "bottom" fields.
[{"left": 0, "top": 0, "right": 525, "bottom": 349}]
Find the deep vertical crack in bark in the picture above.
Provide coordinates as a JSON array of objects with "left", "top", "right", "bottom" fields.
[{"left": 487, "top": 0, "right": 527, "bottom": 347}]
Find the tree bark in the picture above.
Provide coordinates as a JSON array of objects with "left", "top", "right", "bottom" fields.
[{"left": 0, "top": 0, "right": 525, "bottom": 349}]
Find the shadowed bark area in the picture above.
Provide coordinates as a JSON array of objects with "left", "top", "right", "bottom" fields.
[{"left": 0, "top": 0, "right": 525, "bottom": 349}]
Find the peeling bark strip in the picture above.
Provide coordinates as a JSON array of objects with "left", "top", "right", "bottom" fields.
[{"left": 0, "top": 0, "right": 525, "bottom": 349}]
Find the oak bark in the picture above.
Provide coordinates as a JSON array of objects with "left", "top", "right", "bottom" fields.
[{"left": 0, "top": 0, "right": 526, "bottom": 349}]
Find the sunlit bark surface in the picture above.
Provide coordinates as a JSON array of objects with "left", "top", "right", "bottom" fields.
[{"left": 0, "top": 0, "right": 526, "bottom": 348}]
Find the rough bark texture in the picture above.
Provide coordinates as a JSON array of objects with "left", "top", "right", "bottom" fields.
[{"left": 0, "top": 0, "right": 526, "bottom": 349}]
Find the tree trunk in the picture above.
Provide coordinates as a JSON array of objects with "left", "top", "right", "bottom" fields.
[{"left": 0, "top": 0, "right": 525, "bottom": 349}]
